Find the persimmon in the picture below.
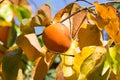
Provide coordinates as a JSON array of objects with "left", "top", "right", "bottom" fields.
[
  {"left": 42, "top": 23, "right": 71, "bottom": 53},
  {"left": 0, "top": 27, "right": 9, "bottom": 45}
]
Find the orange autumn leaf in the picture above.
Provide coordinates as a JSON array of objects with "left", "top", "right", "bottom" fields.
[
  {"left": 78, "top": 24, "right": 102, "bottom": 49},
  {"left": 16, "top": 33, "right": 43, "bottom": 60},
  {"left": 32, "top": 4, "right": 52, "bottom": 26},
  {"left": 33, "top": 51, "right": 57, "bottom": 80},
  {"left": 89, "top": 2, "right": 120, "bottom": 43}
]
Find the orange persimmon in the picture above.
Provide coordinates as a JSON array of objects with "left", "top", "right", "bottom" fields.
[{"left": 42, "top": 23, "right": 71, "bottom": 53}]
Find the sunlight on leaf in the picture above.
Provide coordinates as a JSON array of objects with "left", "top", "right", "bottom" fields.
[
  {"left": 32, "top": 4, "right": 52, "bottom": 26},
  {"left": 78, "top": 46, "right": 106, "bottom": 80},
  {"left": 16, "top": 33, "right": 43, "bottom": 60},
  {"left": 56, "top": 40, "right": 80, "bottom": 80},
  {"left": 0, "top": 1, "right": 14, "bottom": 22},
  {"left": 32, "top": 49, "right": 57, "bottom": 80},
  {"left": 20, "top": 18, "right": 35, "bottom": 34},
  {"left": 17, "top": 68, "right": 23, "bottom": 80},
  {"left": 73, "top": 46, "right": 96, "bottom": 76}
]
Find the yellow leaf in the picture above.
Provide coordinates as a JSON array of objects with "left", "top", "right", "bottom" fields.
[
  {"left": 20, "top": 19, "right": 35, "bottom": 34},
  {"left": 73, "top": 46, "right": 96, "bottom": 74},
  {"left": 32, "top": 51, "right": 57, "bottom": 80},
  {"left": 16, "top": 33, "right": 44, "bottom": 60},
  {"left": 58, "top": 40, "right": 80, "bottom": 80},
  {"left": 78, "top": 24, "right": 102, "bottom": 49}
]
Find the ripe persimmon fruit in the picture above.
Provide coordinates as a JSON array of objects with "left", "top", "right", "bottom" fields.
[
  {"left": 42, "top": 23, "right": 71, "bottom": 53},
  {"left": 0, "top": 27, "right": 9, "bottom": 45}
]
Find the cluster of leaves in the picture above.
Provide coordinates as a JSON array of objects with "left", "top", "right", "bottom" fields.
[{"left": 1, "top": 0, "right": 120, "bottom": 80}]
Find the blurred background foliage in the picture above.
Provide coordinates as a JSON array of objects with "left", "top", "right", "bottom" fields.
[{"left": 0, "top": 0, "right": 120, "bottom": 80}]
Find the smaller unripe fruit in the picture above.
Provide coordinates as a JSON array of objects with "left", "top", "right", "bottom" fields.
[
  {"left": 0, "top": 27, "right": 9, "bottom": 44},
  {"left": 42, "top": 23, "right": 71, "bottom": 53}
]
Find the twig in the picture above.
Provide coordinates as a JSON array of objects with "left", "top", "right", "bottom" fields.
[
  {"left": 76, "top": 0, "right": 93, "bottom": 5},
  {"left": 47, "top": 50, "right": 75, "bottom": 57},
  {"left": 73, "top": 14, "right": 87, "bottom": 39},
  {"left": 37, "top": 33, "right": 43, "bottom": 37},
  {"left": 60, "top": 7, "right": 88, "bottom": 23},
  {"left": 61, "top": 53, "right": 75, "bottom": 57},
  {"left": 60, "top": 1, "right": 120, "bottom": 23}
]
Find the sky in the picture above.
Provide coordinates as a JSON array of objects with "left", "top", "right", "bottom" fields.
[{"left": 27, "top": 0, "right": 108, "bottom": 36}]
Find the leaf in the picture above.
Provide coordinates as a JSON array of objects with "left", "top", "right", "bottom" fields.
[
  {"left": 73, "top": 46, "right": 96, "bottom": 76},
  {"left": 0, "top": 20, "right": 12, "bottom": 27},
  {"left": 32, "top": 4, "right": 52, "bottom": 26},
  {"left": 78, "top": 47, "right": 106, "bottom": 80},
  {"left": 16, "top": 33, "right": 43, "bottom": 60},
  {"left": 0, "top": 44, "right": 7, "bottom": 62},
  {"left": 78, "top": 24, "right": 102, "bottom": 49},
  {"left": 2, "top": 46, "right": 22, "bottom": 80},
  {"left": 17, "top": 6, "right": 31, "bottom": 18},
  {"left": 53, "top": 3, "right": 87, "bottom": 39},
  {"left": 20, "top": 18, "right": 35, "bottom": 34},
  {"left": 32, "top": 50, "right": 57, "bottom": 80},
  {"left": 90, "top": 2, "right": 120, "bottom": 43},
  {"left": 56, "top": 40, "right": 80, "bottom": 80},
  {"left": 17, "top": 68, "right": 23, "bottom": 80},
  {"left": 6, "top": 24, "right": 17, "bottom": 48},
  {"left": 109, "top": 71, "right": 120, "bottom": 80},
  {"left": 109, "top": 46, "right": 118, "bottom": 74},
  {"left": 87, "top": 61, "right": 109, "bottom": 80},
  {"left": 12, "top": 0, "right": 32, "bottom": 22},
  {"left": 56, "top": 63, "right": 65, "bottom": 80},
  {"left": 0, "top": 1, "right": 14, "bottom": 22}
]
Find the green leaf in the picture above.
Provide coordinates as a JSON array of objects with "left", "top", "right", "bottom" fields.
[
  {"left": 17, "top": 6, "right": 31, "bottom": 19},
  {"left": 78, "top": 47, "right": 106, "bottom": 80},
  {"left": 109, "top": 46, "right": 118, "bottom": 74},
  {"left": 2, "top": 47, "right": 22, "bottom": 80},
  {"left": 6, "top": 24, "right": 17, "bottom": 48}
]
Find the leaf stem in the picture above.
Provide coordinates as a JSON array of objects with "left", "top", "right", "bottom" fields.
[
  {"left": 61, "top": 53, "right": 75, "bottom": 57},
  {"left": 37, "top": 33, "right": 43, "bottom": 37}
]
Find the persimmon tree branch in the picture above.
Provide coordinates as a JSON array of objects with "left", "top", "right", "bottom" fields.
[
  {"left": 76, "top": 0, "right": 93, "bottom": 5},
  {"left": 60, "top": 1, "right": 120, "bottom": 23}
]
